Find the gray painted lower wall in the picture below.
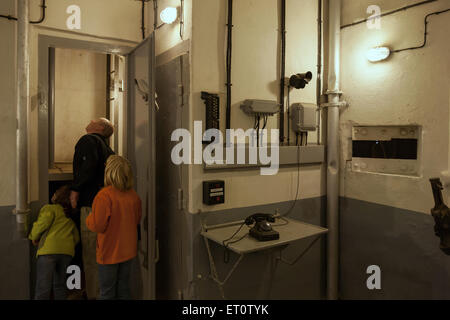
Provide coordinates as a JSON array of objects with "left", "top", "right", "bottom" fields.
[
  {"left": 340, "top": 197, "right": 450, "bottom": 300},
  {"left": 0, "top": 205, "right": 30, "bottom": 300},
  {"left": 3, "top": 195, "right": 447, "bottom": 300},
  {"left": 189, "top": 197, "right": 327, "bottom": 300}
]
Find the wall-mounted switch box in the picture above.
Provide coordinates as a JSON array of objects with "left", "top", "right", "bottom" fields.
[
  {"left": 240, "top": 99, "right": 279, "bottom": 116},
  {"left": 203, "top": 180, "right": 225, "bottom": 205},
  {"left": 291, "top": 103, "right": 317, "bottom": 132},
  {"left": 351, "top": 125, "right": 421, "bottom": 176}
]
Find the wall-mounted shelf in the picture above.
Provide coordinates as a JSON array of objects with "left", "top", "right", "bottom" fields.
[
  {"left": 201, "top": 217, "right": 327, "bottom": 254},
  {"left": 203, "top": 145, "right": 325, "bottom": 171}
]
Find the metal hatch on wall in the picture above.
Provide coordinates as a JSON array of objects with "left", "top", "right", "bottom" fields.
[{"left": 127, "top": 34, "right": 157, "bottom": 300}]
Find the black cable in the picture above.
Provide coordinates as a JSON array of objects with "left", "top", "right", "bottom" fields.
[
  {"left": 153, "top": 0, "right": 158, "bottom": 30},
  {"left": 282, "top": 140, "right": 301, "bottom": 217},
  {"left": 179, "top": 0, "right": 184, "bottom": 39},
  {"left": 30, "top": 0, "right": 46, "bottom": 24},
  {"left": 256, "top": 115, "right": 261, "bottom": 148},
  {"left": 263, "top": 115, "right": 268, "bottom": 129},
  {"left": 222, "top": 222, "right": 247, "bottom": 264},
  {"left": 305, "top": 132, "right": 308, "bottom": 146},
  {"left": 1, "top": 0, "right": 46, "bottom": 24},
  {"left": 225, "top": 0, "right": 233, "bottom": 130},
  {"left": 287, "top": 85, "right": 291, "bottom": 145},
  {"left": 279, "top": 0, "right": 286, "bottom": 144},
  {"left": 0, "top": 14, "right": 17, "bottom": 21},
  {"left": 393, "top": 8, "right": 450, "bottom": 53},
  {"left": 141, "top": 0, "right": 146, "bottom": 40},
  {"left": 341, "top": 0, "right": 437, "bottom": 29}
]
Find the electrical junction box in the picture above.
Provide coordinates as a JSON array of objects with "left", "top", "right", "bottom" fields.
[
  {"left": 240, "top": 99, "right": 279, "bottom": 116},
  {"left": 203, "top": 180, "right": 225, "bottom": 205},
  {"left": 291, "top": 103, "right": 317, "bottom": 132}
]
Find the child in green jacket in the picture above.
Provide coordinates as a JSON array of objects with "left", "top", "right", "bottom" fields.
[{"left": 29, "top": 185, "right": 80, "bottom": 300}]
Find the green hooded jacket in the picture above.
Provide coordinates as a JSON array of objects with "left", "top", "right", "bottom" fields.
[{"left": 29, "top": 204, "right": 80, "bottom": 257}]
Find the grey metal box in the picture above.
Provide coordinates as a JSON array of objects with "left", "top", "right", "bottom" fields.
[{"left": 291, "top": 103, "right": 317, "bottom": 132}]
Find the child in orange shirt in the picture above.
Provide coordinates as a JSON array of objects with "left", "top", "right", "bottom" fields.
[{"left": 86, "top": 155, "right": 142, "bottom": 300}]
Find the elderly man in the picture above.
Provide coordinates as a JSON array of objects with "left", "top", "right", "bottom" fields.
[{"left": 70, "top": 118, "right": 114, "bottom": 299}]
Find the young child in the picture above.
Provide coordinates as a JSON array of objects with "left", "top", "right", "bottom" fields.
[
  {"left": 29, "top": 185, "right": 80, "bottom": 300},
  {"left": 86, "top": 155, "right": 142, "bottom": 300}
]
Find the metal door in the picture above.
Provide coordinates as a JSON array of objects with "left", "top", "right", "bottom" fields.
[{"left": 127, "top": 34, "right": 156, "bottom": 300}]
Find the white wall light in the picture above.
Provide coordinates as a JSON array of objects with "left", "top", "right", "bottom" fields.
[
  {"left": 366, "top": 47, "right": 391, "bottom": 62},
  {"left": 160, "top": 7, "right": 178, "bottom": 24}
]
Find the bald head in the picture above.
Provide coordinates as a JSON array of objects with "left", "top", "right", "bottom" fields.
[{"left": 86, "top": 118, "right": 114, "bottom": 138}]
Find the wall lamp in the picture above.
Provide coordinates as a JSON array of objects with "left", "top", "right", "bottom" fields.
[
  {"left": 160, "top": 7, "right": 178, "bottom": 24},
  {"left": 366, "top": 47, "right": 391, "bottom": 62}
]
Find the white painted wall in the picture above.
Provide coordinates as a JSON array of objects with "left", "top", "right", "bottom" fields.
[
  {"left": 188, "top": 0, "right": 325, "bottom": 213},
  {"left": 54, "top": 48, "right": 107, "bottom": 163},
  {"left": 0, "top": 1, "right": 17, "bottom": 207},
  {"left": 340, "top": 0, "right": 450, "bottom": 214}
]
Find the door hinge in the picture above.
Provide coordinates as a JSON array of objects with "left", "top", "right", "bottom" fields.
[{"left": 177, "top": 188, "right": 183, "bottom": 210}]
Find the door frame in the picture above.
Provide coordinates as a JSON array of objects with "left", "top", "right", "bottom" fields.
[{"left": 37, "top": 35, "right": 132, "bottom": 206}]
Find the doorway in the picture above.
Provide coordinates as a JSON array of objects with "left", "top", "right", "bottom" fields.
[{"left": 37, "top": 34, "right": 156, "bottom": 299}]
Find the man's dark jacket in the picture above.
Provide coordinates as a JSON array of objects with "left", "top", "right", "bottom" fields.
[{"left": 71, "top": 133, "right": 114, "bottom": 208}]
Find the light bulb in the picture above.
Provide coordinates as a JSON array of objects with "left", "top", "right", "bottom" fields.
[
  {"left": 160, "top": 7, "right": 177, "bottom": 24},
  {"left": 366, "top": 47, "right": 390, "bottom": 62}
]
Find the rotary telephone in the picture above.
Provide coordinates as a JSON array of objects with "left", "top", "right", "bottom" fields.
[{"left": 245, "top": 213, "right": 280, "bottom": 241}]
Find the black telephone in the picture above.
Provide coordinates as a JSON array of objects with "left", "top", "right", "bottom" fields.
[{"left": 245, "top": 213, "right": 280, "bottom": 241}]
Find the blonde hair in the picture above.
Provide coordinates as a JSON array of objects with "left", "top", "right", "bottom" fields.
[{"left": 104, "top": 155, "right": 133, "bottom": 191}]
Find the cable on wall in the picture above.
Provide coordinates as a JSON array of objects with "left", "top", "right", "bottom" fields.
[
  {"left": 141, "top": 0, "right": 146, "bottom": 39},
  {"left": 225, "top": 0, "right": 233, "bottom": 131},
  {"left": 279, "top": 0, "right": 287, "bottom": 144},
  {"left": 179, "top": 0, "right": 185, "bottom": 39},
  {"left": 340, "top": 0, "right": 438, "bottom": 29},
  {"left": 392, "top": 8, "right": 450, "bottom": 53},
  {"left": 0, "top": 0, "right": 46, "bottom": 23}
]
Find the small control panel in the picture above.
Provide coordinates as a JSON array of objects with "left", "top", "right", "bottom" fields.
[{"left": 203, "top": 180, "right": 225, "bottom": 205}]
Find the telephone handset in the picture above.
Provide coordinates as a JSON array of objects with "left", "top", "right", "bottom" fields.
[
  {"left": 245, "top": 213, "right": 279, "bottom": 241},
  {"left": 245, "top": 213, "right": 276, "bottom": 226}
]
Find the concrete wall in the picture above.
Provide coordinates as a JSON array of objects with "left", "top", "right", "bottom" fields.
[
  {"left": 340, "top": 0, "right": 450, "bottom": 213},
  {"left": 189, "top": 0, "right": 325, "bottom": 214},
  {"left": 54, "top": 48, "right": 107, "bottom": 163},
  {"left": 339, "top": 0, "right": 450, "bottom": 298}
]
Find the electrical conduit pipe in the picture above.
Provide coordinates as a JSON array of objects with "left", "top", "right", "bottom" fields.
[{"left": 14, "top": 0, "right": 30, "bottom": 237}]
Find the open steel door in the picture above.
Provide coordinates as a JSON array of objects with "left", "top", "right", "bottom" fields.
[{"left": 126, "top": 34, "right": 156, "bottom": 300}]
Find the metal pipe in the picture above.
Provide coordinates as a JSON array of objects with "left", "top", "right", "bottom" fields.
[
  {"left": 316, "top": 0, "right": 322, "bottom": 145},
  {"left": 326, "top": 0, "right": 342, "bottom": 300},
  {"left": 48, "top": 47, "right": 55, "bottom": 169},
  {"left": 14, "top": 0, "right": 30, "bottom": 237},
  {"left": 279, "top": 0, "right": 286, "bottom": 144}
]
